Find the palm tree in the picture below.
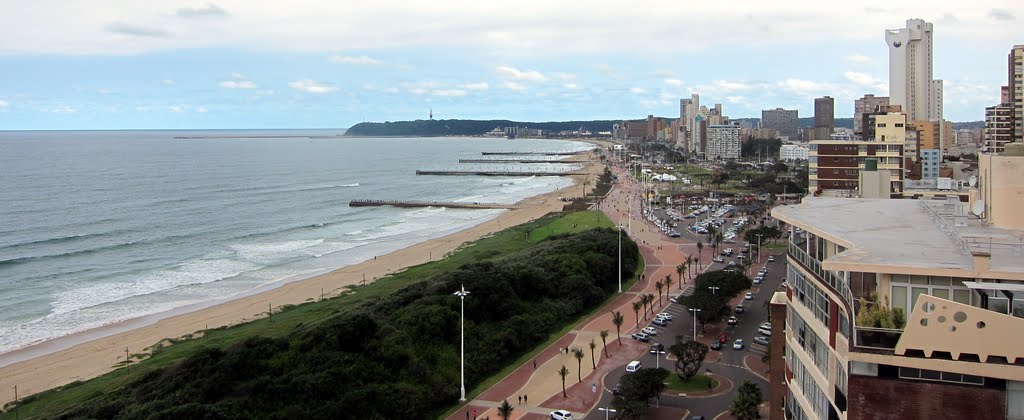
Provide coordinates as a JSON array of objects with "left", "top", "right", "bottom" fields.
[
  {"left": 632, "top": 301, "right": 641, "bottom": 327},
  {"left": 572, "top": 348, "right": 585, "bottom": 382},
  {"left": 498, "top": 400, "right": 513, "bottom": 420},
  {"left": 655, "top": 280, "right": 664, "bottom": 306},
  {"left": 558, "top": 365, "right": 570, "bottom": 397},
  {"left": 640, "top": 295, "right": 650, "bottom": 319},
  {"left": 646, "top": 294, "right": 656, "bottom": 314},
  {"left": 696, "top": 241, "right": 704, "bottom": 271},
  {"left": 685, "top": 255, "right": 694, "bottom": 280},
  {"left": 589, "top": 339, "right": 597, "bottom": 369},
  {"left": 676, "top": 263, "right": 684, "bottom": 285},
  {"left": 600, "top": 329, "right": 610, "bottom": 357},
  {"left": 665, "top": 275, "right": 674, "bottom": 301},
  {"left": 611, "top": 312, "right": 624, "bottom": 344}
]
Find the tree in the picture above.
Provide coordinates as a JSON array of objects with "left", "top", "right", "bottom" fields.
[
  {"left": 645, "top": 293, "right": 656, "bottom": 315},
  {"left": 655, "top": 280, "right": 664, "bottom": 306},
  {"left": 589, "top": 339, "right": 597, "bottom": 369},
  {"left": 639, "top": 296, "right": 649, "bottom": 320},
  {"left": 730, "top": 380, "right": 763, "bottom": 420},
  {"left": 572, "top": 348, "right": 585, "bottom": 382},
  {"left": 498, "top": 400, "right": 513, "bottom": 420},
  {"left": 664, "top": 275, "right": 674, "bottom": 300},
  {"left": 612, "top": 312, "right": 624, "bottom": 345},
  {"left": 600, "top": 329, "right": 610, "bottom": 357},
  {"left": 669, "top": 339, "right": 709, "bottom": 381},
  {"left": 632, "top": 301, "right": 641, "bottom": 327},
  {"left": 558, "top": 365, "right": 570, "bottom": 398},
  {"left": 612, "top": 367, "right": 670, "bottom": 418},
  {"left": 685, "top": 255, "right": 694, "bottom": 280},
  {"left": 676, "top": 263, "right": 685, "bottom": 286},
  {"left": 696, "top": 241, "right": 703, "bottom": 270}
]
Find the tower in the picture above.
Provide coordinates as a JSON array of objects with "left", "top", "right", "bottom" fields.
[{"left": 885, "top": 18, "right": 942, "bottom": 122}]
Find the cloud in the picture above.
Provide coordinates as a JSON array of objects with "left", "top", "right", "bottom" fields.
[
  {"left": 196, "top": 106, "right": 209, "bottom": 113},
  {"left": 654, "top": 69, "right": 675, "bottom": 78},
  {"left": 432, "top": 89, "right": 467, "bottom": 96},
  {"left": 664, "top": 78, "right": 684, "bottom": 87},
  {"left": 381, "top": 87, "right": 400, "bottom": 93},
  {"left": 175, "top": 3, "right": 229, "bottom": 18},
  {"left": 495, "top": 66, "right": 547, "bottom": 82},
  {"left": 329, "top": 55, "right": 382, "bottom": 65},
  {"left": 552, "top": 72, "right": 576, "bottom": 81},
  {"left": 219, "top": 80, "right": 256, "bottom": 89},
  {"left": 51, "top": 105, "right": 78, "bottom": 114},
  {"left": 459, "top": 82, "right": 489, "bottom": 90},
  {"left": 169, "top": 105, "right": 185, "bottom": 113},
  {"left": 846, "top": 54, "right": 873, "bottom": 65},
  {"left": 288, "top": 79, "right": 338, "bottom": 93},
  {"left": 0, "top": 100, "right": 8, "bottom": 108},
  {"left": 563, "top": 83, "right": 581, "bottom": 90},
  {"left": 629, "top": 87, "right": 647, "bottom": 94},
  {"left": 104, "top": 22, "right": 169, "bottom": 38},
  {"left": 843, "top": 71, "right": 887, "bottom": 92},
  {"left": 726, "top": 96, "right": 748, "bottom": 105},
  {"left": 161, "top": 79, "right": 176, "bottom": 85},
  {"left": 502, "top": 81, "right": 527, "bottom": 91},
  {"left": 989, "top": 9, "right": 1015, "bottom": 21}
]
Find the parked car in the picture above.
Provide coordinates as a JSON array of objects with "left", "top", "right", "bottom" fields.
[
  {"left": 550, "top": 410, "right": 574, "bottom": 420},
  {"left": 652, "top": 318, "right": 669, "bottom": 327},
  {"left": 745, "top": 292, "right": 754, "bottom": 300},
  {"left": 631, "top": 332, "right": 650, "bottom": 342},
  {"left": 753, "top": 277, "right": 762, "bottom": 285},
  {"left": 758, "top": 327, "right": 772, "bottom": 336},
  {"left": 760, "top": 322, "right": 772, "bottom": 330},
  {"left": 650, "top": 343, "right": 665, "bottom": 354},
  {"left": 733, "top": 339, "right": 744, "bottom": 350},
  {"left": 612, "top": 383, "right": 623, "bottom": 395},
  {"left": 768, "top": 255, "right": 776, "bottom": 262},
  {"left": 754, "top": 336, "right": 770, "bottom": 346},
  {"left": 735, "top": 304, "right": 744, "bottom": 313},
  {"left": 727, "top": 316, "right": 738, "bottom": 325},
  {"left": 642, "top": 326, "right": 659, "bottom": 336},
  {"left": 713, "top": 256, "right": 725, "bottom": 263},
  {"left": 710, "top": 340, "right": 722, "bottom": 350},
  {"left": 728, "top": 261, "right": 736, "bottom": 267},
  {"left": 626, "top": 360, "right": 642, "bottom": 372}
]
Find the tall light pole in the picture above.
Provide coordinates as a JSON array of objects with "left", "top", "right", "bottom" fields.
[
  {"left": 453, "top": 284, "right": 471, "bottom": 402},
  {"left": 618, "top": 225, "right": 623, "bottom": 293},
  {"left": 756, "top": 233, "right": 764, "bottom": 264},
  {"left": 689, "top": 308, "right": 702, "bottom": 340},
  {"left": 598, "top": 407, "right": 617, "bottom": 420},
  {"left": 708, "top": 286, "right": 720, "bottom": 295}
]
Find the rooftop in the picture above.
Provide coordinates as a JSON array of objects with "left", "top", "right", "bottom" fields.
[{"left": 772, "top": 197, "right": 1024, "bottom": 277}]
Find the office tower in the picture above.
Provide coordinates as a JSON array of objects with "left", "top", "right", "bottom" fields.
[
  {"left": 885, "top": 18, "right": 943, "bottom": 122},
  {"left": 1009, "top": 45, "right": 1023, "bottom": 143},
  {"left": 762, "top": 108, "right": 799, "bottom": 139},
  {"left": 854, "top": 95, "right": 890, "bottom": 139},
  {"left": 814, "top": 96, "right": 835, "bottom": 140},
  {"left": 706, "top": 125, "right": 741, "bottom": 160}
]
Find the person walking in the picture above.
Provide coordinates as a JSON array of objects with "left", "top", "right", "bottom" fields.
[{"left": 518, "top": 395, "right": 522, "bottom": 405}]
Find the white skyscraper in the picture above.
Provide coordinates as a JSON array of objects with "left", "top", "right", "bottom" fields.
[{"left": 885, "top": 18, "right": 943, "bottom": 122}]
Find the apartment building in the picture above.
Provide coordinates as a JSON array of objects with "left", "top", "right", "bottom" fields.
[
  {"left": 706, "top": 125, "right": 741, "bottom": 160},
  {"left": 809, "top": 113, "right": 906, "bottom": 197},
  {"left": 854, "top": 95, "right": 890, "bottom": 140},
  {"left": 769, "top": 152, "right": 1024, "bottom": 420},
  {"left": 764, "top": 108, "right": 800, "bottom": 139}
]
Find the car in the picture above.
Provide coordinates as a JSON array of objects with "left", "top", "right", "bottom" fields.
[
  {"left": 550, "top": 410, "right": 574, "bottom": 420},
  {"left": 612, "top": 383, "right": 623, "bottom": 395},
  {"left": 631, "top": 332, "right": 650, "bottom": 342},
  {"left": 733, "top": 339, "right": 744, "bottom": 350},
  {"left": 710, "top": 340, "right": 722, "bottom": 350},
  {"left": 735, "top": 304, "right": 744, "bottom": 313},
  {"left": 642, "top": 326, "right": 659, "bottom": 336},
  {"left": 760, "top": 322, "right": 772, "bottom": 330},
  {"left": 753, "top": 277, "right": 762, "bottom": 285},
  {"left": 768, "top": 256, "right": 776, "bottom": 262},
  {"left": 626, "top": 360, "right": 642, "bottom": 372},
  {"left": 758, "top": 327, "right": 772, "bottom": 336},
  {"left": 657, "top": 312, "right": 673, "bottom": 320},
  {"left": 753, "top": 336, "right": 770, "bottom": 346},
  {"left": 652, "top": 318, "right": 669, "bottom": 327},
  {"left": 727, "top": 316, "right": 738, "bottom": 325},
  {"left": 650, "top": 343, "right": 665, "bottom": 354},
  {"left": 713, "top": 256, "right": 725, "bottom": 263},
  {"left": 745, "top": 292, "right": 754, "bottom": 300},
  {"left": 759, "top": 268, "right": 768, "bottom": 274},
  {"left": 728, "top": 261, "right": 736, "bottom": 267},
  {"left": 719, "top": 333, "right": 728, "bottom": 344},
  {"left": 737, "top": 254, "right": 747, "bottom": 260},
  {"left": 670, "top": 297, "right": 679, "bottom": 304}
]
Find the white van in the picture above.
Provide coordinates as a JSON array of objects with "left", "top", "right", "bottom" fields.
[{"left": 626, "top": 360, "right": 642, "bottom": 373}]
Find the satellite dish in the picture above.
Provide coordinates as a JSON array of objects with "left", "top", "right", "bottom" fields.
[
  {"left": 971, "top": 200, "right": 985, "bottom": 217},
  {"left": 969, "top": 175, "right": 978, "bottom": 187}
]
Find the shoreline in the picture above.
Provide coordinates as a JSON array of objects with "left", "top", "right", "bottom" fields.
[{"left": 0, "top": 151, "right": 604, "bottom": 406}]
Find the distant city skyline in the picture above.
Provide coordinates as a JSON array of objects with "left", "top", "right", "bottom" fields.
[{"left": 0, "top": 1, "right": 1021, "bottom": 129}]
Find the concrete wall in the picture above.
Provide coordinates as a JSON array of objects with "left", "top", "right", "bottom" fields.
[
  {"left": 848, "top": 374, "right": 1005, "bottom": 420},
  {"left": 978, "top": 154, "right": 1024, "bottom": 229}
]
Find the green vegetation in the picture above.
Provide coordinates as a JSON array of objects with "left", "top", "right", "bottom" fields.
[
  {"left": 664, "top": 373, "right": 718, "bottom": 393},
  {"left": 2, "top": 211, "right": 638, "bottom": 420},
  {"left": 856, "top": 291, "right": 906, "bottom": 329},
  {"left": 345, "top": 119, "right": 618, "bottom": 137},
  {"left": 668, "top": 339, "right": 708, "bottom": 381},
  {"left": 730, "top": 380, "right": 764, "bottom": 420},
  {"left": 611, "top": 368, "right": 669, "bottom": 419},
  {"left": 680, "top": 270, "right": 752, "bottom": 327}
]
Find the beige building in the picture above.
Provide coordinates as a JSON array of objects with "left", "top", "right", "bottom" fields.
[
  {"left": 771, "top": 152, "right": 1024, "bottom": 420},
  {"left": 908, "top": 120, "right": 939, "bottom": 151}
]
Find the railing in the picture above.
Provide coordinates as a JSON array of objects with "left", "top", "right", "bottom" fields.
[
  {"left": 787, "top": 242, "right": 854, "bottom": 309},
  {"left": 853, "top": 326, "right": 903, "bottom": 351}
]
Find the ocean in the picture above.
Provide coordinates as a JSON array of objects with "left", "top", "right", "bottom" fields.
[{"left": 0, "top": 130, "right": 592, "bottom": 355}]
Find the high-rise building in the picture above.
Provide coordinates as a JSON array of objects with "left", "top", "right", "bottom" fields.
[
  {"left": 986, "top": 103, "right": 1014, "bottom": 153},
  {"left": 780, "top": 144, "right": 810, "bottom": 161},
  {"left": 908, "top": 120, "right": 940, "bottom": 151},
  {"left": 885, "top": 18, "right": 943, "bottom": 122},
  {"left": 771, "top": 152, "right": 1024, "bottom": 420},
  {"left": 1008, "top": 45, "right": 1024, "bottom": 143},
  {"left": 706, "top": 125, "right": 741, "bottom": 160},
  {"left": 810, "top": 113, "right": 906, "bottom": 197},
  {"left": 814, "top": 96, "right": 835, "bottom": 140},
  {"left": 762, "top": 108, "right": 799, "bottom": 139},
  {"left": 854, "top": 95, "right": 890, "bottom": 139}
]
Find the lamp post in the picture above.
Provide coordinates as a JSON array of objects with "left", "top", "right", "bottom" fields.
[
  {"left": 689, "top": 308, "right": 702, "bottom": 340},
  {"left": 708, "top": 286, "right": 720, "bottom": 295},
  {"left": 453, "top": 284, "right": 471, "bottom": 402},
  {"left": 618, "top": 225, "right": 623, "bottom": 293},
  {"left": 598, "top": 407, "right": 617, "bottom": 420},
  {"left": 756, "top": 233, "right": 764, "bottom": 264}
]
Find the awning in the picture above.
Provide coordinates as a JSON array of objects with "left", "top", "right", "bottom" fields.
[{"left": 961, "top": 281, "right": 1024, "bottom": 292}]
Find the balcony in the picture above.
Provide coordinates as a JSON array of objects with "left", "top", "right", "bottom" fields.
[
  {"left": 854, "top": 326, "right": 903, "bottom": 351},
  {"left": 787, "top": 241, "right": 854, "bottom": 309}
]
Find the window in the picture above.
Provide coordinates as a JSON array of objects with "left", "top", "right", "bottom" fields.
[
  {"left": 878, "top": 123, "right": 887, "bottom": 128},
  {"left": 899, "top": 367, "right": 984, "bottom": 385}
]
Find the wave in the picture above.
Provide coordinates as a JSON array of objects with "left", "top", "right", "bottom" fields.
[
  {"left": 0, "top": 232, "right": 109, "bottom": 251},
  {"left": 0, "top": 240, "right": 139, "bottom": 268}
]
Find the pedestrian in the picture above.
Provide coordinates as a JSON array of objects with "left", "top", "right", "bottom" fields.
[
  {"left": 533, "top": 359, "right": 537, "bottom": 369},
  {"left": 473, "top": 409, "right": 478, "bottom": 420},
  {"left": 518, "top": 395, "right": 522, "bottom": 405},
  {"left": 524, "top": 394, "right": 528, "bottom": 404},
  {"left": 708, "top": 382, "right": 713, "bottom": 393},
  {"left": 466, "top": 410, "right": 470, "bottom": 420}
]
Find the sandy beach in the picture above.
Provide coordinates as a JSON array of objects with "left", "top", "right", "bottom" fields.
[{"left": 0, "top": 150, "right": 605, "bottom": 406}]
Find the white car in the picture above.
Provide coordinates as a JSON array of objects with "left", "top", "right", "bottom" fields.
[
  {"left": 753, "top": 277, "right": 762, "bottom": 285},
  {"left": 768, "top": 256, "right": 776, "bottom": 262},
  {"left": 733, "top": 339, "right": 744, "bottom": 350},
  {"left": 657, "top": 312, "right": 673, "bottom": 320},
  {"left": 713, "top": 256, "right": 725, "bottom": 263},
  {"left": 727, "top": 316, "right": 738, "bottom": 325},
  {"left": 642, "top": 326, "right": 659, "bottom": 336},
  {"left": 758, "top": 327, "right": 772, "bottom": 336},
  {"left": 550, "top": 410, "right": 574, "bottom": 420},
  {"left": 760, "top": 322, "right": 772, "bottom": 331},
  {"left": 745, "top": 292, "right": 754, "bottom": 300}
]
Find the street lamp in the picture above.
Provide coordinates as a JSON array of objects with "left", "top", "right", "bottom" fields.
[
  {"left": 756, "top": 233, "right": 764, "bottom": 264},
  {"left": 618, "top": 225, "right": 623, "bottom": 293},
  {"left": 689, "top": 308, "right": 702, "bottom": 340},
  {"left": 598, "top": 407, "right": 617, "bottom": 420},
  {"left": 453, "top": 284, "right": 471, "bottom": 402},
  {"left": 708, "top": 286, "right": 720, "bottom": 294}
]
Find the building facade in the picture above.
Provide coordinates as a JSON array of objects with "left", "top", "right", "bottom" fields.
[
  {"left": 764, "top": 108, "right": 800, "bottom": 139},
  {"left": 814, "top": 96, "right": 835, "bottom": 141},
  {"left": 986, "top": 104, "right": 1014, "bottom": 153},
  {"left": 809, "top": 112, "right": 907, "bottom": 198},
  {"left": 771, "top": 155, "right": 1024, "bottom": 420},
  {"left": 908, "top": 120, "right": 940, "bottom": 151},
  {"left": 854, "top": 95, "right": 890, "bottom": 140},
  {"left": 706, "top": 125, "right": 741, "bottom": 160},
  {"left": 885, "top": 18, "right": 943, "bottom": 122},
  {"left": 1010, "top": 46, "right": 1024, "bottom": 144},
  {"left": 781, "top": 144, "right": 811, "bottom": 161},
  {"left": 920, "top": 149, "right": 941, "bottom": 181}
]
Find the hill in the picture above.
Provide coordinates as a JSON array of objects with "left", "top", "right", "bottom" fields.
[{"left": 345, "top": 119, "right": 619, "bottom": 137}]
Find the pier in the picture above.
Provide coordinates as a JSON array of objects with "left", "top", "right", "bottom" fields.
[
  {"left": 481, "top": 151, "right": 580, "bottom": 156},
  {"left": 457, "top": 159, "right": 587, "bottom": 163},
  {"left": 415, "top": 170, "right": 584, "bottom": 176},
  {"left": 348, "top": 199, "right": 513, "bottom": 209}
]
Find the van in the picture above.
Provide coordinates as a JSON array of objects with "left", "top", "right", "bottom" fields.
[{"left": 626, "top": 361, "right": 642, "bottom": 373}]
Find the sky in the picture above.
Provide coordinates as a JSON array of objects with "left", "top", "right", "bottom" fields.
[{"left": 0, "top": 1, "right": 1021, "bottom": 130}]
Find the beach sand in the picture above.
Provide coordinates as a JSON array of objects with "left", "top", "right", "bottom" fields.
[{"left": 0, "top": 150, "right": 606, "bottom": 406}]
